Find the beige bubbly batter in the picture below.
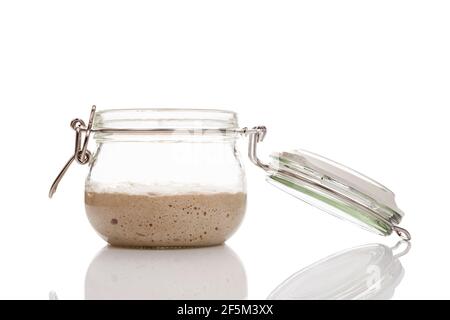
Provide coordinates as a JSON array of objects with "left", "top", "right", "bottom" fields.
[{"left": 85, "top": 191, "right": 247, "bottom": 247}]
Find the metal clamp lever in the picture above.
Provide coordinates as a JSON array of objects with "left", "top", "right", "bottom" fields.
[
  {"left": 242, "top": 126, "right": 270, "bottom": 171},
  {"left": 48, "top": 105, "right": 96, "bottom": 198}
]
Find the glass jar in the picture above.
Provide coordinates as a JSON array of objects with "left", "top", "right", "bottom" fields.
[
  {"left": 82, "top": 109, "right": 246, "bottom": 247},
  {"left": 50, "top": 106, "right": 411, "bottom": 248}
]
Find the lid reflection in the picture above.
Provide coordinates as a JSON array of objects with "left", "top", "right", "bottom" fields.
[
  {"left": 85, "top": 245, "right": 247, "bottom": 300},
  {"left": 268, "top": 242, "right": 410, "bottom": 300}
]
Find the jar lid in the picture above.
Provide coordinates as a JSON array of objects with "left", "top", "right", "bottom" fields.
[{"left": 265, "top": 149, "right": 406, "bottom": 237}]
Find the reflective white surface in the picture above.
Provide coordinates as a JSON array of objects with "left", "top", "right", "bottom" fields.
[
  {"left": 82, "top": 242, "right": 408, "bottom": 300},
  {"left": 44, "top": 240, "right": 411, "bottom": 300}
]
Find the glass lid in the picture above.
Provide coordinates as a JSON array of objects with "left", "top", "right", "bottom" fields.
[{"left": 266, "top": 149, "right": 405, "bottom": 236}]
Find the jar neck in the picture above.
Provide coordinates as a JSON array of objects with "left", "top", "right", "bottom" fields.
[
  {"left": 93, "top": 131, "right": 241, "bottom": 143},
  {"left": 92, "top": 108, "right": 239, "bottom": 142},
  {"left": 94, "top": 108, "right": 237, "bottom": 128}
]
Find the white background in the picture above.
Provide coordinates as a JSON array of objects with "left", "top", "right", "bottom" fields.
[{"left": 1, "top": 0, "right": 449, "bottom": 300}]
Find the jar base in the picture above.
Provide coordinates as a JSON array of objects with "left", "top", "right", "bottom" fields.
[{"left": 105, "top": 242, "right": 226, "bottom": 250}]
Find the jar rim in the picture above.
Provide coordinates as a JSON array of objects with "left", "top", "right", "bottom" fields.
[{"left": 94, "top": 108, "right": 238, "bottom": 130}]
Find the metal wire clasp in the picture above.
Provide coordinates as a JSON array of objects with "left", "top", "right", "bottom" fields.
[
  {"left": 48, "top": 105, "right": 96, "bottom": 198},
  {"left": 242, "top": 126, "right": 270, "bottom": 171}
]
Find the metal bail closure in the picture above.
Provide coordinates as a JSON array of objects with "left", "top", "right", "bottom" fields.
[
  {"left": 48, "top": 105, "right": 96, "bottom": 198},
  {"left": 245, "top": 127, "right": 412, "bottom": 241}
]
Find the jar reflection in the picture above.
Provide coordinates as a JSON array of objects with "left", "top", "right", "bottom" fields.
[
  {"left": 268, "top": 241, "right": 410, "bottom": 300},
  {"left": 85, "top": 245, "right": 247, "bottom": 300}
]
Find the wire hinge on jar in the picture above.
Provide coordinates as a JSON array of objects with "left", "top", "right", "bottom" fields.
[
  {"left": 241, "top": 126, "right": 270, "bottom": 171},
  {"left": 48, "top": 106, "right": 96, "bottom": 198}
]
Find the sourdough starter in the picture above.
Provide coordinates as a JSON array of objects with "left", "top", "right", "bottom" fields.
[{"left": 85, "top": 191, "right": 246, "bottom": 247}]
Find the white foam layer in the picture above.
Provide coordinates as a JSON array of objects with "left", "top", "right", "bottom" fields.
[{"left": 85, "top": 181, "right": 243, "bottom": 195}]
